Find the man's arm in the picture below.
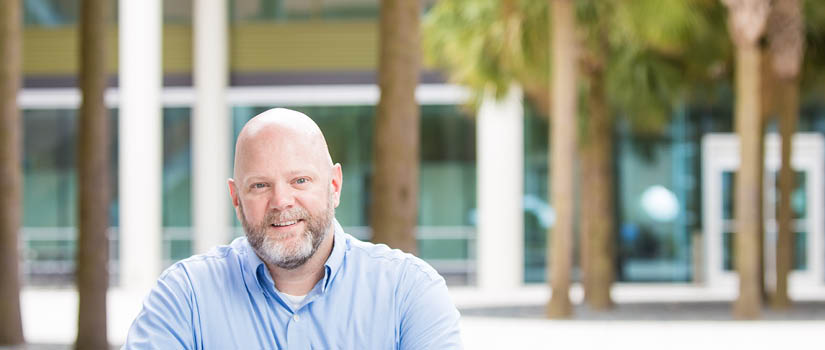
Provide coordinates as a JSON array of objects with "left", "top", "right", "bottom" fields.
[
  {"left": 397, "top": 264, "right": 463, "bottom": 349},
  {"left": 123, "top": 265, "right": 196, "bottom": 350}
]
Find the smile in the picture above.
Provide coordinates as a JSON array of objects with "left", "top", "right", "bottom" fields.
[{"left": 271, "top": 220, "right": 301, "bottom": 227}]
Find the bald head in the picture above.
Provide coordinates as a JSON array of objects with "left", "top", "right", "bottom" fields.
[
  {"left": 229, "top": 108, "right": 343, "bottom": 272},
  {"left": 233, "top": 108, "right": 333, "bottom": 181}
]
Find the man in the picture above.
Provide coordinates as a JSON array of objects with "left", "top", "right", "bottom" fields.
[{"left": 123, "top": 108, "right": 462, "bottom": 349}]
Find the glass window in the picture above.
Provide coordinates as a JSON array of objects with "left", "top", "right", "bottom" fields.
[
  {"left": 23, "top": 0, "right": 194, "bottom": 26},
  {"left": 24, "top": 0, "right": 79, "bottom": 27},
  {"left": 23, "top": 0, "right": 127, "bottom": 27},
  {"left": 162, "top": 108, "right": 194, "bottom": 265},
  {"left": 231, "top": 0, "right": 438, "bottom": 22},
  {"left": 523, "top": 104, "right": 699, "bottom": 283},
  {"left": 162, "top": 108, "right": 193, "bottom": 228},
  {"left": 523, "top": 103, "right": 549, "bottom": 283},
  {"left": 232, "top": 0, "right": 376, "bottom": 21},
  {"left": 21, "top": 108, "right": 119, "bottom": 285},
  {"left": 21, "top": 107, "right": 197, "bottom": 282},
  {"left": 615, "top": 117, "right": 694, "bottom": 282},
  {"left": 419, "top": 105, "right": 476, "bottom": 228},
  {"left": 24, "top": 0, "right": 442, "bottom": 26}
]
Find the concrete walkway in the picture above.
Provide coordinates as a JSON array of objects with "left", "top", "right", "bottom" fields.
[{"left": 11, "top": 284, "right": 825, "bottom": 349}]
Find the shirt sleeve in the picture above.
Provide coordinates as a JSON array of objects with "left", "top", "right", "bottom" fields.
[
  {"left": 122, "top": 265, "right": 197, "bottom": 350},
  {"left": 397, "top": 263, "right": 463, "bottom": 350}
]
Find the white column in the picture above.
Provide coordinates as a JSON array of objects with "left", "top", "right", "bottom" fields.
[
  {"left": 119, "top": 0, "right": 163, "bottom": 294},
  {"left": 476, "top": 84, "right": 524, "bottom": 290},
  {"left": 193, "top": 0, "right": 231, "bottom": 254}
]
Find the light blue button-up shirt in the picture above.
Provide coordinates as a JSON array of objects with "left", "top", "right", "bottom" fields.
[{"left": 123, "top": 220, "right": 463, "bottom": 349}]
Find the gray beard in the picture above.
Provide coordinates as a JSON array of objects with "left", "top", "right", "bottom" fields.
[{"left": 240, "top": 191, "right": 334, "bottom": 270}]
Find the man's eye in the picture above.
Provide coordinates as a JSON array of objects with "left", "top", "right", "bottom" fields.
[
  {"left": 253, "top": 183, "right": 267, "bottom": 189},
  {"left": 295, "top": 178, "right": 308, "bottom": 185}
]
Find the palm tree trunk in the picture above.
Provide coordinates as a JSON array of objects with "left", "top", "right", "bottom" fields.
[
  {"left": 773, "top": 76, "right": 797, "bottom": 309},
  {"left": 76, "top": 0, "right": 110, "bottom": 348},
  {"left": 0, "top": 0, "right": 25, "bottom": 345},
  {"left": 580, "top": 69, "right": 614, "bottom": 310},
  {"left": 722, "top": 0, "right": 772, "bottom": 320},
  {"left": 370, "top": 0, "right": 421, "bottom": 254},
  {"left": 766, "top": 0, "right": 803, "bottom": 311},
  {"left": 732, "top": 42, "right": 764, "bottom": 320},
  {"left": 547, "top": 0, "right": 577, "bottom": 319}
]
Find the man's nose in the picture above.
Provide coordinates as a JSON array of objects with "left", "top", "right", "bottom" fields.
[{"left": 268, "top": 184, "right": 295, "bottom": 211}]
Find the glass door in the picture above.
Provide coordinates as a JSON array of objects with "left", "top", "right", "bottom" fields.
[{"left": 701, "top": 133, "right": 824, "bottom": 291}]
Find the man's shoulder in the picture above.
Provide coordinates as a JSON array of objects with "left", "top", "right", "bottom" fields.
[
  {"left": 343, "top": 234, "right": 443, "bottom": 283},
  {"left": 159, "top": 237, "right": 248, "bottom": 283}
]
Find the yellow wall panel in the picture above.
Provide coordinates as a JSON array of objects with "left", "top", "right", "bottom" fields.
[
  {"left": 22, "top": 25, "right": 192, "bottom": 76},
  {"left": 24, "top": 27, "right": 80, "bottom": 74},
  {"left": 163, "top": 25, "right": 193, "bottom": 73},
  {"left": 230, "top": 21, "right": 378, "bottom": 72},
  {"left": 22, "top": 20, "right": 435, "bottom": 76}
]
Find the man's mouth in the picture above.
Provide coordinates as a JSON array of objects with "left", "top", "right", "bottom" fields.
[{"left": 271, "top": 219, "right": 302, "bottom": 228}]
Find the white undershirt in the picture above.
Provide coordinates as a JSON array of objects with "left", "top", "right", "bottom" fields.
[{"left": 281, "top": 292, "right": 307, "bottom": 309}]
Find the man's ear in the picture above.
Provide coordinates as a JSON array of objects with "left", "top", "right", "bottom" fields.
[
  {"left": 228, "top": 178, "right": 243, "bottom": 221},
  {"left": 228, "top": 178, "right": 240, "bottom": 207},
  {"left": 331, "top": 163, "right": 343, "bottom": 208}
]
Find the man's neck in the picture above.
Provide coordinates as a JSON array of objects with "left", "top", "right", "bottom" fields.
[{"left": 265, "top": 227, "right": 334, "bottom": 296}]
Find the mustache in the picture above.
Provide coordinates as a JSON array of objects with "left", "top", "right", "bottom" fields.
[{"left": 264, "top": 207, "right": 309, "bottom": 224}]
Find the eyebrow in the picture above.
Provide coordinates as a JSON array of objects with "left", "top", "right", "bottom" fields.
[
  {"left": 242, "top": 176, "right": 268, "bottom": 184},
  {"left": 241, "top": 169, "right": 320, "bottom": 184}
]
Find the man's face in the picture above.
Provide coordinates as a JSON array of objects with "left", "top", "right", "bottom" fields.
[
  {"left": 238, "top": 185, "right": 334, "bottom": 270},
  {"left": 229, "top": 126, "right": 342, "bottom": 270}
]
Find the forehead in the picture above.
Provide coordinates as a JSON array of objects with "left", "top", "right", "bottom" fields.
[{"left": 235, "top": 126, "right": 325, "bottom": 180}]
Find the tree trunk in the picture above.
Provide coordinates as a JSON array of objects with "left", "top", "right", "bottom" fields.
[
  {"left": 721, "top": 0, "right": 771, "bottom": 319},
  {"left": 0, "top": 0, "right": 25, "bottom": 345},
  {"left": 579, "top": 69, "right": 614, "bottom": 310},
  {"left": 773, "top": 76, "right": 797, "bottom": 309},
  {"left": 732, "top": 43, "right": 764, "bottom": 320},
  {"left": 76, "top": 0, "right": 111, "bottom": 348},
  {"left": 766, "top": 0, "right": 803, "bottom": 311},
  {"left": 370, "top": 0, "right": 421, "bottom": 255},
  {"left": 547, "top": 0, "right": 577, "bottom": 319}
]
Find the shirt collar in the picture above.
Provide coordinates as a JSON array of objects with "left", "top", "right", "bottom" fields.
[
  {"left": 322, "top": 219, "right": 348, "bottom": 292},
  {"left": 239, "top": 218, "right": 349, "bottom": 295},
  {"left": 236, "top": 236, "right": 272, "bottom": 295}
]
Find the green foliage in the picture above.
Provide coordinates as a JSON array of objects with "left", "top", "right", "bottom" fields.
[
  {"left": 802, "top": 0, "right": 825, "bottom": 99},
  {"left": 423, "top": 0, "right": 730, "bottom": 134},
  {"left": 604, "top": 0, "right": 730, "bottom": 133},
  {"left": 422, "top": 0, "right": 549, "bottom": 109}
]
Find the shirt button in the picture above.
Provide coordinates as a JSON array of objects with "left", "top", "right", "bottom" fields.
[{"left": 293, "top": 314, "right": 300, "bottom": 322}]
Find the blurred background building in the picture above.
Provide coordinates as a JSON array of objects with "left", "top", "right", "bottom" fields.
[{"left": 17, "top": 0, "right": 825, "bottom": 296}]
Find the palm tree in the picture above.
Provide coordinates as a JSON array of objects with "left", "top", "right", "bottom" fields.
[
  {"left": 578, "top": 41, "right": 613, "bottom": 309},
  {"left": 370, "top": 0, "right": 421, "bottom": 254},
  {"left": 576, "top": 1, "right": 613, "bottom": 310},
  {"left": 766, "top": 0, "right": 804, "bottom": 310},
  {"left": 720, "top": 0, "right": 772, "bottom": 320},
  {"left": 576, "top": 0, "right": 729, "bottom": 309},
  {"left": 75, "top": 0, "right": 111, "bottom": 348},
  {"left": 0, "top": 0, "right": 25, "bottom": 345},
  {"left": 424, "top": 0, "right": 726, "bottom": 313},
  {"left": 546, "top": 0, "right": 577, "bottom": 318}
]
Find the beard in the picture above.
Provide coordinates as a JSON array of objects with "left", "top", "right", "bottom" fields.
[{"left": 240, "top": 189, "right": 335, "bottom": 270}]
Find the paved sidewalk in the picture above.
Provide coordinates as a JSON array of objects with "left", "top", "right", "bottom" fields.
[
  {"left": 460, "top": 300, "right": 825, "bottom": 320},
  {"left": 460, "top": 317, "right": 823, "bottom": 350},
  {"left": 12, "top": 284, "right": 825, "bottom": 349}
]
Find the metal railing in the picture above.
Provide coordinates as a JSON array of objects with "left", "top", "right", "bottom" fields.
[{"left": 20, "top": 225, "right": 477, "bottom": 286}]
